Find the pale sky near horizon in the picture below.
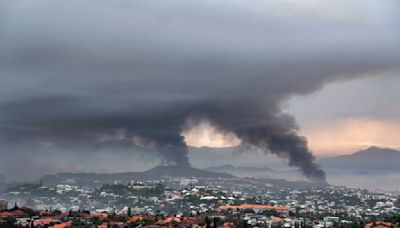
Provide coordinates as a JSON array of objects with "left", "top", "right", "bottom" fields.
[
  {"left": 183, "top": 75, "right": 400, "bottom": 156},
  {"left": 286, "top": 75, "right": 400, "bottom": 155}
]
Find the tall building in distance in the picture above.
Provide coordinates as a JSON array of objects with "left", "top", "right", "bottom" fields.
[{"left": 0, "top": 199, "right": 8, "bottom": 211}]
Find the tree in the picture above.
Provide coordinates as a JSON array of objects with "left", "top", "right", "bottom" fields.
[
  {"left": 205, "top": 216, "right": 211, "bottom": 228},
  {"left": 213, "top": 217, "right": 219, "bottom": 228}
]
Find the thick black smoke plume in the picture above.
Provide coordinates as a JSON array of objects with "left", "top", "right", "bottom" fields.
[
  {"left": 0, "top": 0, "right": 399, "bottom": 181},
  {"left": 189, "top": 103, "right": 327, "bottom": 182}
]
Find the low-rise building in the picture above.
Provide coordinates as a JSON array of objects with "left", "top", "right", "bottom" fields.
[{"left": 0, "top": 200, "right": 7, "bottom": 211}]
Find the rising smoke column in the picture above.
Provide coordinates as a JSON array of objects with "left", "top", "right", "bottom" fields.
[
  {"left": 139, "top": 131, "right": 190, "bottom": 167},
  {"left": 233, "top": 119, "right": 326, "bottom": 183},
  {"left": 190, "top": 102, "right": 327, "bottom": 182}
]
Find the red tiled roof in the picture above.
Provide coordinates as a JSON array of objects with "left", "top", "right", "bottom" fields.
[
  {"left": 99, "top": 222, "right": 125, "bottom": 228},
  {"left": 97, "top": 213, "right": 109, "bottom": 218},
  {"left": 11, "top": 210, "right": 25, "bottom": 216},
  {"left": 365, "top": 221, "right": 392, "bottom": 228},
  {"left": 98, "top": 222, "right": 109, "bottom": 228},
  {"left": 157, "top": 216, "right": 181, "bottom": 224},
  {"left": 34, "top": 217, "right": 59, "bottom": 226},
  {"left": 129, "top": 215, "right": 144, "bottom": 222},
  {"left": 182, "top": 217, "right": 202, "bottom": 225},
  {"left": 0, "top": 212, "right": 14, "bottom": 217},
  {"left": 143, "top": 225, "right": 160, "bottom": 228},
  {"left": 223, "top": 222, "right": 236, "bottom": 228},
  {"left": 53, "top": 223, "right": 72, "bottom": 228}
]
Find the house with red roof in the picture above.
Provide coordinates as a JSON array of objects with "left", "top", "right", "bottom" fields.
[
  {"left": 34, "top": 217, "right": 60, "bottom": 226},
  {"left": 223, "top": 222, "right": 236, "bottom": 228},
  {"left": 0, "top": 212, "right": 14, "bottom": 217},
  {"left": 129, "top": 215, "right": 145, "bottom": 222},
  {"left": 52, "top": 220, "right": 72, "bottom": 228},
  {"left": 156, "top": 216, "right": 181, "bottom": 225},
  {"left": 99, "top": 221, "right": 125, "bottom": 228},
  {"left": 365, "top": 221, "right": 394, "bottom": 228}
]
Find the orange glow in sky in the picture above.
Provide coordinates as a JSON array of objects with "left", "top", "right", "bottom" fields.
[
  {"left": 183, "top": 117, "right": 400, "bottom": 155},
  {"left": 299, "top": 118, "right": 400, "bottom": 155}
]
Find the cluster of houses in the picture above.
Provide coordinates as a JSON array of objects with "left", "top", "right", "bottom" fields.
[{"left": 0, "top": 177, "right": 399, "bottom": 227}]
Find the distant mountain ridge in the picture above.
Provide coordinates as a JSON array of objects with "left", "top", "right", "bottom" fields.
[
  {"left": 41, "top": 166, "right": 235, "bottom": 186},
  {"left": 320, "top": 146, "right": 400, "bottom": 171},
  {"left": 204, "top": 165, "right": 304, "bottom": 180},
  {"left": 145, "top": 166, "right": 234, "bottom": 178},
  {"left": 208, "top": 164, "right": 275, "bottom": 172}
]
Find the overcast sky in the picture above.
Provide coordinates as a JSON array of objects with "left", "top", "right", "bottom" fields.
[
  {"left": 0, "top": 0, "right": 399, "bottom": 180},
  {"left": 286, "top": 75, "right": 400, "bottom": 155}
]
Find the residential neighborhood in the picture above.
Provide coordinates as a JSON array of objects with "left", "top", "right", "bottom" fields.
[{"left": 0, "top": 175, "right": 399, "bottom": 227}]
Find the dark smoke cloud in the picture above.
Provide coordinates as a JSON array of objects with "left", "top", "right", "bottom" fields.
[
  {"left": 0, "top": 0, "right": 399, "bottom": 181},
  {"left": 192, "top": 113, "right": 328, "bottom": 183}
]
